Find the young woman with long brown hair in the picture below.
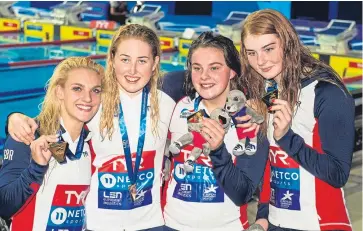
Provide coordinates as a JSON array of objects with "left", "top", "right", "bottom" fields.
[{"left": 216, "top": 9, "right": 355, "bottom": 231}]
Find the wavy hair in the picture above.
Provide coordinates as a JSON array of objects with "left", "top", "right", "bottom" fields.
[
  {"left": 100, "top": 24, "right": 162, "bottom": 139},
  {"left": 239, "top": 9, "right": 347, "bottom": 134},
  {"left": 184, "top": 31, "right": 243, "bottom": 99},
  {"left": 37, "top": 57, "right": 105, "bottom": 136}
]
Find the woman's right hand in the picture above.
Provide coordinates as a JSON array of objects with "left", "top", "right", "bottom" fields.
[
  {"left": 201, "top": 118, "right": 226, "bottom": 151},
  {"left": 8, "top": 113, "right": 38, "bottom": 145},
  {"left": 30, "top": 135, "right": 58, "bottom": 166}
]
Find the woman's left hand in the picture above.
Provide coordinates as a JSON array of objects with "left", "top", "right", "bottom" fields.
[
  {"left": 269, "top": 99, "right": 292, "bottom": 141},
  {"left": 201, "top": 118, "right": 226, "bottom": 150}
]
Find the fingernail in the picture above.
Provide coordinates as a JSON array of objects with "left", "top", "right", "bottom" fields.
[
  {"left": 272, "top": 99, "right": 276, "bottom": 103},
  {"left": 268, "top": 107, "right": 272, "bottom": 110}
]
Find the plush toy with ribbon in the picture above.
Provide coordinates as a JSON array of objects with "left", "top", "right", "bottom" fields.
[
  {"left": 169, "top": 108, "right": 231, "bottom": 173},
  {"left": 225, "top": 90, "right": 264, "bottom": 156}
]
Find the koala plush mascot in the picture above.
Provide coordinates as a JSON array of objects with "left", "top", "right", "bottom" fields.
[
  {"left": 225, "top": 90, "right": 264, "bottom": 156},
  {"left": 169, "top": 108, "right": 231, "bottom": 173}
]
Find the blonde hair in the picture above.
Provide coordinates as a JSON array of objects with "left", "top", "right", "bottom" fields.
[
  {"left": 37, "top": 57, "right": 105, "bottom": 136},
  {"left": 100, "top": 24, "right": 162, "bottom": 139}
]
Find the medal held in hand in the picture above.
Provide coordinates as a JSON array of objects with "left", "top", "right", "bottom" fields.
[
  {"left": 262, "top": 79, "right": 279, "bottom": 109},
  {"left": 49, "top": 141, "right": 68, "bottom": 163},
  {"left": 262, "top": 89, "right": 279, "bottom": 108},
  {"left": 187, "top": 109, "right": 207, "bottom": 123},
  {"left": 34, "top": 123, "right": 85, "bottom": 164},
  {"left": 49, "top": 130, "right": 67, "bottom": 163},
  {"left": 263, "top": 79, "right": 279, "bottom": 113},
  {"left": 49, "top": 127, "right": 86, "bottom": 164}
]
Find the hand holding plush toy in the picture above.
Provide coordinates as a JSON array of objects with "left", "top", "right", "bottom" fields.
[
  {"left": 169, "top": 108, "right": 231, "bottom": 173},
  {"left": 225, "top": 90, "right": 264, "bottom": 156}
]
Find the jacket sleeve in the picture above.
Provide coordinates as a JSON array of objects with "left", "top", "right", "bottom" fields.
[
  {"left": 0, "top": 136, "right": 48, "bottom": 218},
  {"left": 276, "top": 81, "right": 355, "bottom": 188},
  {"left": 255, "top": 158, "right": 271, "bottom": 220},
  {"left": 161, "top": 71, "right": 186, "bottom": 102},
  {"left": 210, "top": 136, "right": 270, "bottom": 206}
]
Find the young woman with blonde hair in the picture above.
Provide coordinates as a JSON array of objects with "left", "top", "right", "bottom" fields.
[
  {"left": 84, "top": 23, "right": 175, "bottom": 231},
  {"left": 0, "top": 57, "right": 104, "bottom": 231},
  {"left": 7, "top": 24, "right": 177, "bottom": 230}
]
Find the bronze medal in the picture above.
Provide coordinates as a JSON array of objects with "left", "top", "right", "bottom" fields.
[
  {"left": 49, "top": 142, "right": 68, "bottom": 163},
  {"left": 262, "top": 89, "right": 279, "bottom": 113},
  {"left": 128, "top": 184, "right": 137, "bottom": 202},
  {"left": 262, "top": 89, "right": 278, "bottom": 108},
  {"left": 187, "top": 109, "right": 206, "bottom": 123}
]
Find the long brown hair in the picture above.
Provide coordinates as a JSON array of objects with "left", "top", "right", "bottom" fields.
[
  {"left": 240, "top": 9, "right": 347, "bottom": 135},
  {"left": 100, "top": 24, "right": 162, "bottom": 139},
  {"left": 37, "top": 57, "right": 105, "bottom": 136}
]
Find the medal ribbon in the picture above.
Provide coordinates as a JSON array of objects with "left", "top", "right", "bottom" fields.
[
  {"left": 58, "top": 126, "right": 87, "bottom": 161},
  {"left": 119, "top": 87, "right": 148, "bottom": 186},
  {"left": 193, "top": 96, "right": 211, "bottom": 118},
  {"left": 194, "top": 96, "right": 202, "bottom": 112},
  {"left": 265, "top": 79, "right": 278, "bottom": 93}
]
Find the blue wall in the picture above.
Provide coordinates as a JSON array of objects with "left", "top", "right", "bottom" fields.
[
  {"left": 257, "top": 1, "right": 291, "bottom": 19},
  {"left": 146, "top": 1, "right": 175, "bottom": 15},
  {"left": 211, "top": 1, "right": 291, "bottom": 20},
  {"left": 30, "top": 1, "right": 59, "bottom": 9}
]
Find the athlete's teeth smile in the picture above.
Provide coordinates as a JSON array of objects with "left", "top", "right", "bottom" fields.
[
  {"left": 126, "top": 76, "right": 139, "bottom": 82},
  {"left": 77, "top": 105, "right": 92, "bottom": 111},
  {"left": 201, "top": 84, "right": 214, "bottom": 88}
]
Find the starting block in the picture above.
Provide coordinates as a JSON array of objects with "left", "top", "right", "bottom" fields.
[
  {"left": 50, "top": 1, "right": 91, "bottom": 26},
  {"left": 217, "top": 11, "right": 250, "bottom": 43},
  {"left": 12, "top": 5, "right": 51, "bottom": 23},
  {"left": 0, "top": 1, "right": 16, "bottom": 18},
  {"left": 126, "top": 4, "right": 164, "bottom": 32},
  {"left": 315, "top": 19, "right": 358, "bottom": 54}
]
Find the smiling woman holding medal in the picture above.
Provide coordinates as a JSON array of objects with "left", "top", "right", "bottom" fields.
[
  {"left": 0, "top": 57, "right": 104, "bottom": 231},
  {"left": 5, "top": 24, "right": 177, "bottom": 231},
  {"left": 227, "top": 9, "right": 355, "bottom": 231},
  {"left": 163, "top": 32, "right": 269, "bottom": 231}
]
